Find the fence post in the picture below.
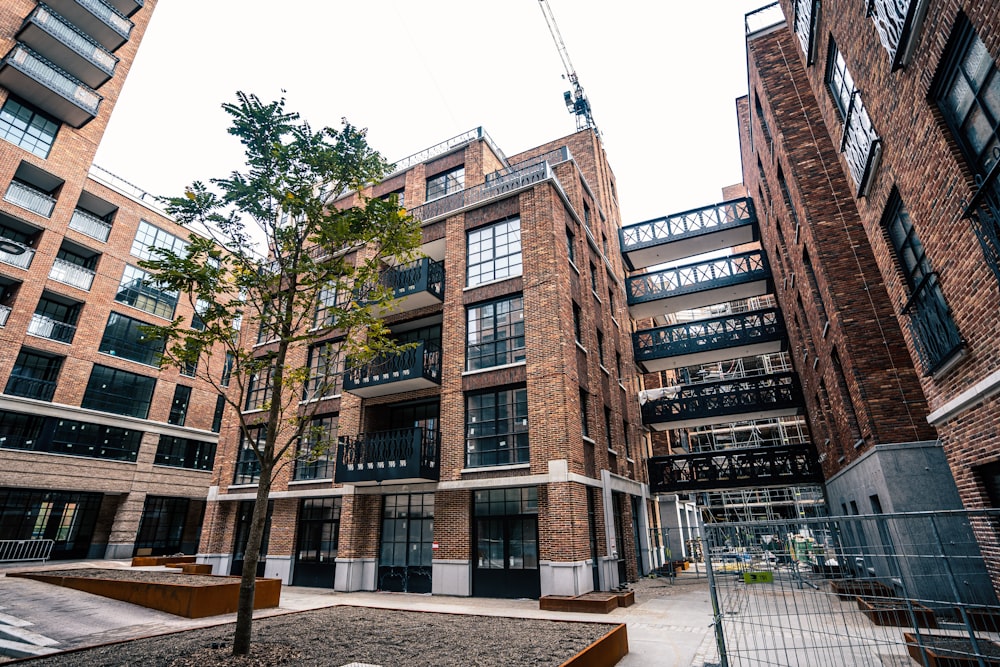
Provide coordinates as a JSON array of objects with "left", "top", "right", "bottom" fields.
[
  {"left": 929, "top": 514, "right": 988, "bottom": 667},
  {"left": 703, "top": 525, "right": 729, "bottom": 667}
]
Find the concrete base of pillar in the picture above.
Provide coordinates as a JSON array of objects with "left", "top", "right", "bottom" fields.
[
  {"left": 334, "top": 558, "right": 376, "bottom": 592},
  {"left": 264, "top": 555, "right": 291, "bottom": 584},
  {"left": 198, "top": 554, "right": 231, "bottom": 576},
  {"left": 431, "top": 559, "right": 470, "bottom": 596},
  {"left": 104, "top": 543, "right": 134, "bottom": 560},
  {"left": 540, "top": 560, "right": 592, "bottom": 596}
]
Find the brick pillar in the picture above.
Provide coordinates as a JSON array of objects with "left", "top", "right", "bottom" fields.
[
  {"left": 538, "top": 481, "right": 594, "bottom": 596},
  {"left": 104, "top": 491, "right": 146, "bottom": 559},
  {"left": 433, "top": 489, "right": 471, "bottom": 596},
  {"left": 335, "top": 491, "right": 380, "bottom": 591}
]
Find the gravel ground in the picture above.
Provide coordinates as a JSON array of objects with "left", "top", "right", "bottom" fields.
[{"left": 14, "top": 569, "right": 620, "bottom": 667}]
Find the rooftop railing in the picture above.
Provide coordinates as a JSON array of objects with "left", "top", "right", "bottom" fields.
[
  {"left": 746, "top": 2, "right": 784, "bottom": 36},
  {"left": 389, "top": 127, "right": 507, "bottom": 176}
]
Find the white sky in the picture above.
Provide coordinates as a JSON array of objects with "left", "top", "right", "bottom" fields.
[{"left": 94, "top": 0, "right": 774, "bottom": 226}]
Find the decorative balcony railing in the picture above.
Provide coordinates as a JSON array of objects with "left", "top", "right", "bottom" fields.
[
  {"left": 964, "top": 162, "right": 1000, "bottom": 285},
  {"left": 383, "top": 257, "right": 444, "bottom": 302},
  {"left": 293, "top": 457, "right": 336, "bottom": 482},
  {"left": 841, "top": 90, "right": 882, "bottom": 197},
  {"left": 633, "top": 307, "right": 785, "bottom": 367},
  {"left": 647, "top": 443, "right": 824, "bottom": 494},
  {"left": 641, "top": 371, "right": 804, "bottom": 428},
  {"left": 69, "top": 208, "right": 112, "bottom": 242},
  {"left": 867, "top": 0, "right": 928, "bottom": 70},
  {"left": 0, "top": 239, "right": 34, "bottom": 270},
  {"left": 48, "top": 257, "right": 95, "bottom": 290},
  {"left": 627, "top": 250, "right": 769, "bottom": 308},
  {"left": 25, "top": 4, "right": 118, "bottom": 84},
  {"left": 27, "top": 312, "right": 76, "bottom": 343},
  {"left": 344, "top": 340, "right": 441, "bottom": 396},
  {"left": 336, "top": 427, "right": 439, "bottom": 483},
  {"left": 389, "top": 127, "right": 507, "bottom": 176},
  {"left": 0, "top": 45, "right": 101, "bottom": 126},
  {"left": 0, "top": 304, "right": 10, "bottom": 327},
  {"left": 409, "top": 161, "right": 552, "bottom": 223},
  {"left": 793, "top": 0, "right": 820, "bottom": 64},
  {"left": 901, "top": 273, "right": 964, "bottom": 374},
  {"left": 4, "top": 179, "right": 56, "bottom": 218},
  {"left": 4, "top": 374, "right": 57, "bottom": 402}
]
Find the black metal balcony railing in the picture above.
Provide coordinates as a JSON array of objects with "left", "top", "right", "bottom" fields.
[
  {"left": 4, "top": 179, "right": 57, "bottom": 218},
  {"left": 901, "top": 273, "right": 964, "bottom": 374},
  {"left": 344, "top": 340, "right": 441, "bottom": 394},
  {"left": 27, "top": 313, "right": 76, "bottom": 343},
  {"left": 25, "top": 4, "right": 118, "bottom": 83},
  {"left": 69, "top": 208, "right": 112, "bottom": 242},
  {"left": 647, "top": 443, "right": 824, "bottom": 494},
  {"left": 841, "top": 90, "right": 882, "bottom": 197},
  {"left": 633, "top": 307, "right": 785, "bottom": 365},
  {"left": 383, "top": 257, "right": 444, "bottom": 301},
  {"left": 0, "top": 238, "right": 34, "bottom": 270},
  {"left": 409, "top": 160, "right": 555, "bottom": 223},
  {"left": 620, "top": 198, "right": 756, "bottom": 256},
  {"left": 867, "top": 0, "right": 927, "bottom": 70},
  {"left": 0, "top": 304, "right": 10, "bottom": 327},
  {"left": 641, "top": 371, "right": 804, "bottom": 427},
  {"left": 336, "top": 427, "right": 439, "bottom": 483},
  {"left": 4, "top": 374, "right": 57, "bottom": 402},
  {"left": 794, "top": 0, "right": 820, "bottom": 64},
  {"left": 232, "top": 457, "right": 261, "bottom": 485},
  {"left": 293, "top": 456, "right": 336, "bottom": 481},
  {"left": 964, "top": 163, "right": 1000, "bottom": 285},
  {"left": 627, "top": 250, "right": 769, "bottom": 307}
]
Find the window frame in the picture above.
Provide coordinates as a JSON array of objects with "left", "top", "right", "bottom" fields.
[
  {"left": 0, "top": 97, "right": 58, "bottom": 158},
  {"left": 466, "top": 217, "right": 523, "bottom": 287},
  {"left": 81, "top": 364, "right": 156, "bottom": 419},
  {"left": 425, "top": 166, "right": 464, "bottom": 202},
  {"left": 465, "top": 387, "right": 529, "bottom": 468},
  {"left": 131, "top": 220, "right": 187, "bottom": 261},
  {"left": 465, "top": 295, "right": 526, "bottom": 371}
]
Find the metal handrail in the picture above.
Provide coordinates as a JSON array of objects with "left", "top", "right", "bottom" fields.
[
  {"left": 31, "top": 4, "right": 118, "bottom": 74},
  {"left": 746, "top": 2, "right": 784, "bottom": 35},
  {"left": 345, "top": 340, "right": 442, "bottom": 387},
  {"left": 840, "top": 90, "right": 882, "bottom": 196},
  {"left": 0, "top": 539, "right": 54, "bottom": 563},
  {"left": 69, "top": 207, "right": 113, "bottom": 242},
  {"left": 4, "top": 179, "right": 57, "bottom": 218},
  {"left": 3, "top": 44, "right": 101, "bottom": 115},
  {"left": 74, "top": 0, "right": 133, "bottom": 37},
  {"left": 49, "top": 256, "right": 95, "bottom": 290},
  {"left": 627, "top": 250, "right": 769, "bottom": 305},
  {"left": 634, "top": 307, "right": 784, "bottom": 362},
  {"left": 0, "top": 304, "right": 10, "bottom": 327},
  {"left": 389, "top": 127, "right": 507, "bottom": 176},
  {"left": 27, "top": 312, "right": 76, "bottom": 343},
  {"left": 383, "top": 258, "right": 445, "bottom": 300},
  {"left": 409, "top": 161, "right": 552, "bottom": 223},
  {"left": 641, "top": 371, "right": 804, "bottom": 425},
  {"left": 621, "top": 197, "right": 755, "bottom": 252},
  {"left": 5, "top": 374, "right": 57, "bottom": 401}
]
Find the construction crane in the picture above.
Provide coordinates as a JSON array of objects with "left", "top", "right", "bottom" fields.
[{"left": 537, "top": 0, "right": 598, "bottom": 134}]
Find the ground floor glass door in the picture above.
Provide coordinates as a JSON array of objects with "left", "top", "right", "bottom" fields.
[
  {"left": 378, "top": 493, "right": 433, "bottom": 593},
  {"left": 134, "top": 496, "right": 189, "bottom": 556},
  {"left": 230, "top": 500, "right": 272, "bottom": 577},
  {"left": 0, "top": 488, "right": 102, "bottom": 559},
  {"left": 293, "top": 497, "right": 341, "bottom": 587},
  {"left": 473, "top": 487, "right": 539, "bottom": 599}
]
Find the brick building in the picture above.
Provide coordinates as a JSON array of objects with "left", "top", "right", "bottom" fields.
[
  {"left": 197, "top": 128, "right": 652, "bottom": 598},
  {"left": 740, "top": 0, "right": 1000, "bottom": 590},
  {"left": 0, "top": 0, "right": 229, "bottom": 560}
]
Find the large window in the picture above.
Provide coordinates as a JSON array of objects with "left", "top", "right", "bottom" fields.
[
  {"left": 313, "top": 282, "right": 342, "bottom": 329},
  {"left": 0, "top": 98, "right": 58, "bottom": 158},
  {"left": 466, "top": 387, "right": 529, "bottom": 468},
  {"left": 115, "top": 265, "right": 178, "bottom": 320},
  {"left": 936, "top": 18, "right": 1000, "bottom": 175},
  {"left": 294, "top": 415, "right": 337, "bottom": 481},
  {"left": 826, "top": 40, "right": 856, "bottom": 118},
  {"left": 131, "top": 220, "right": 186, "bottom": 261},
  {"left": 426, "top": 166, "right": 464, "bottom": 202},
  {"left": 168, "top": 385, "right": 192, "bottom": 426},
  {"left": 466, "top": 295, "right": 525, "bottom": 371},
  {"left": 154, "top": 435, "right": 216, "bottom": 470},
  {"left": 244, "top": 365, "right": 274, "bottom": 411},
  {"left": 304, "top": 342, "right": 343, "bottom": 401},
  {"left": 234, "top": 427, "right": 264, "bottom": 484},
  {"left": 467, "top": 218, "right": 522, "bottom": 287},
  {"left": 5, "top": 349, "right": 62, "bottom": 402},
  {"left": 99, "top": 312, "right": 165, "bottom": 367},
  {"left": 882, "top": 191, "right": 963, "bottom": 372},
  {"left": 0, "top": 410, "right": 142, "bottom": 462},
  {"left": 211, "top": 394, "right": 225, "bottom": 433},
  {"left": 81, "top": 364, "right": 155, "bottom": 419}
]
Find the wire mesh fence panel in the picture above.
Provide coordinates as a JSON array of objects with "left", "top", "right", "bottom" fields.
[{"left": 702, "top": 510, "right": 1000, "bottom": 667}]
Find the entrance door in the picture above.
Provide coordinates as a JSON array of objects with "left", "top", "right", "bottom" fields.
[
  {"left": 230, "top": 500, "right": 272, "bottom": 577},
  {"left": 472, "top": 487, "right": 540, "bottom": 599},
  {"left": 134, "top": 496, "right": 189, "bottom": 556},
  {"left": 378, "top": 493, "right": 433, "bottom": 593},
  {"left": 293, "top": 498, "right": 341, "bottom": 587},
  {"left": 0, "top": 488, "right": 102, "bottom": 560}
]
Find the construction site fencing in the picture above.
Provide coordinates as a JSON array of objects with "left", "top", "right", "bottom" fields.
[
  {"left": 701, "top": 509, "right": 1000, "bottom": 667},
  {"left": 0, "top": 539, "right": 54, "bottom": 563}
]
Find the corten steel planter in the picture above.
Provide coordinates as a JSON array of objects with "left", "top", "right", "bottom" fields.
[
  {"left": 11, "top": 571, "right": 281, "bottom": 618},
  {"left": 855, "top": 595, "right": 937, "bottom": 628},
  {"left": 559, "top": 624, "right": 628, "bottom": 667},
  {"left": 903, "top": 631, "right": 1000, "bottom": 667},
  {"left": 130, "top": 555, "right": 197, "bottom": 567},
  {"left": 540, "top": 593, "right": 621, "bottom": 614},
  {"left": 830, "top": 579, "right": 895, "bottom": 601}
]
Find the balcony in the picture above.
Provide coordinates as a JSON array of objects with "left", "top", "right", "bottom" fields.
[
  {"left": 378, "top": 258, "right": 444, "bottom": 314},
  {"left": 633, "top": 307, "right": 787, "bottom": 372},
  {"left": 48, "top": 257, "right": 95, "bottom": 290},
  {"left": 902, "top": 273, "right": 964, "bottom": 375},
  {"left": 43, "top": 0, "right": 132, "bottom": 51},
  {"left": 27, "top": 312, "right": 76, "bottom": 343},
  {"left": 343, "top": 340, "right": 441, "bottom": 398},
  {"left": 793, "top": 0, "right": 820, "bottom": 64},
  {"left": 17, "top": 5, "right": 118, "bottom": 88},
  {"left": 0, "top": 239, "right": 35, "bottom": 270},
  {"left": 0, "top": 304, "right": 9, "bottom": 326},
  {"left": 69, "top": 207, "right": 112, "bottom": 242},
  {"left": 626, "top": 250, "right": 771, "bottom": 320},
  {"left": 103, "top": 0, "right": 142, "bottom": 17},
  {"left": 841, "top": 90, "right": 882, "bottom": 198},
  {"left": 409, "top": 155, "right": 563, "bottom": 223},
  {"left": 647, "top": 443, "right": 823, "bottom": 494},
  {"left": 0, "top": 44, "right": 100, "bottom": 128},
  {"left": 868, "top": 0, "right": 929, "bottom": 70},
  {"left": 336, "top": 427, "right": 439, "bottom": 484},
  {"left": 640, "top": 371, "right": 804, "bottom": 430},
  {"left": 620, "top": 198, "right": 758, "bottom": 271},
  {"left": 4, "top": 180, "right": 56, "bottom": 218},
  {"left": 4, "top": 374, "right": 57, "bottom": 402}
]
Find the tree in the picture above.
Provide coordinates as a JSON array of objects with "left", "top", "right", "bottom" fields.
[{"left": 141, "top": 92, "right": 421, "bottom": 656}]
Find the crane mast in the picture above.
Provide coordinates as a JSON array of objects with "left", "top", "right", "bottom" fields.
[{"left": 537, "top": 0, "right": 597, "bottom": 133}]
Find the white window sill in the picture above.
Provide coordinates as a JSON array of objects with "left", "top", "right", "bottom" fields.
[
  {"left": 299, "top": 394, "right": 342, "bottom": 405},
  {"left": 569, "top": 260, "right": 580, "bottom": 275},
  {"left": 575, "top": 342, "right": 587, "bottom": 353},
  {"left": 461, "top": 463, "right": 530, "bottom": 474},
  {"left": 582, "top": 436, "right": 597, "bottom": 445},
  {"left": 607, "top": 448, "right": 618, "bottom": 456},
  {"left": 600, "top": 364, "right": 610, "bottom": 376},
  {"left": 462, "top": 360, "right": 526, "bottom": 377},
  {"left": 228, "top": 484, "right": 259, "bottom": 490},
  {"left": 289, "top": 478, "right": 332, "bottom": 485}
]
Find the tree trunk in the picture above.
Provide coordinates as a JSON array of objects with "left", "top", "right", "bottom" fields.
[{"left": 232, "top": 468, "right": 272, "bottom": 656}]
